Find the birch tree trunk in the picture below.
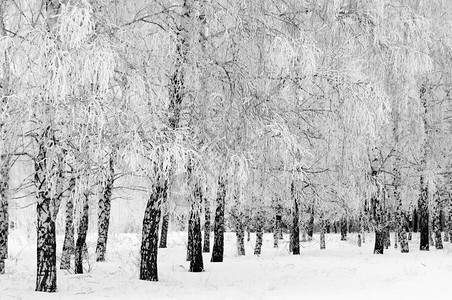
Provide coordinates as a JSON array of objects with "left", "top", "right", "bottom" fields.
[
  {"left": 393, "top": 110, "right": 409, "bottom": 252},
  {"left": 140, "top": 0, "right": 191, "bottom": 278},
  {"left": 202, "top": 193, "right": 210, "bottom": 253},
  {"left": 340, "top": 217, "right": 347, "bottom": 241},
  {"left": 448, "top": 196, "right": 452, "bottom": 243},
  {"left": 291, "top": 182, "right": 300, "bottom": 255},
  {"left": 139, "top": 180, "right": 166, "bottom": 281},
  {"left": 0, "top": 163, "right": 9, "bottom": 274},
  {"left": 307, "top": 204, "right": 314, "bottom": 241},
  {"left": 35, "top": 130, "right": 57, "bottom": 292},
  {"left": 320, "top": 214, "right": 326, "bottom": 250},
  {"left": 96, "top": 152, "right": 115, "bottom": 262},
  {"left": 0, "top": 2, "right": 9, "bottom": 276},
  {"left": 372, "top": 177, "right": 384, "bottom": 254},
  {"left": 235, "top": 213, "right": 245, "bottom": 256},
  {"left": 211, "top": 177, "right": 225, "bottom": 262},
  {"left": 233, "top": 193, "right": 245, "bottom": 256},
  {"left": 75, "top": 193, "right": 89, "bottom": 274},
  {"left": 35, "top": 1, "right": 64, "bottom": 291},
  {"left": 60, "top": 176, "right": 76, "bottom": 269},
  {"left": 254, "top": 209, "right": 264, "bottom": 255},
  {"left": 418, "top": 84, "right": 430, "bottom": 251},
  {"left": 433, "top": 192, "right": 443, "bottom": 249},
  {"left": 273, "top": 214, "right": 281, "bottom": 248},
  {"left": 189, "top": 185, "right": 203, "bottom": 272},
  {"left": 159, "top": 212, "right": 169, "bottom": 249}
]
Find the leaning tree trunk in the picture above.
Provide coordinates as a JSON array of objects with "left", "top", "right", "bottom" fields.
[
  {"left": 307, "top": 204, "right": 314, "bottom": 241},
  {"left": 96, "top": 153, "right": 115, "bottom": 262},
  {"left": 211, "top": 177, "right": 225, "bottom": 262},
  {"left": 75, "top": 193, "right": 89, "bottom": 274},
  {"left": 60, "top": 176, "right": 76, "bottom": 269},
  {"left": 188, "top": 185, "right": 203, "bottom": 272},
  {"left": 159, "top": 212, "right": 169, "bottom": 249},
  {"left": 140, "top": 181, "right": 166, "bottom": 281},
  {"left": 291, "top": 182, "right": 300, "bottom": 255},
  {"left": 0, "top": 163, "right": 9, "bottom": 274},
  {"left": 202, "top": 193, "right": 210, "bottom": 253}
]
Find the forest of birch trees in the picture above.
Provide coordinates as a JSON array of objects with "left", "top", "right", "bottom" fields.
[{"left": 0, "top": 0, "right": 452, "bottom": 293}]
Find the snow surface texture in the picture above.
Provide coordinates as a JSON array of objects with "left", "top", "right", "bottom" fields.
[{"left": 1, "top": 231, "right": 451, "bottom": 300}]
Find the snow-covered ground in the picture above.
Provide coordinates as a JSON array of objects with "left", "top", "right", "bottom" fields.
[{"left": 1, "top": 230, "right": 451, "bottom": 300}]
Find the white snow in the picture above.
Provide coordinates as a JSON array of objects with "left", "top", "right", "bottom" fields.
[{"left": 1, "top": 231, "right": 451, "bottom": 300}]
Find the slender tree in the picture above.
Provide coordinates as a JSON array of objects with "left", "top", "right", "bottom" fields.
[
  {"left": 202, "top": 193, "right": 210, "bottom": 252},
  {"left": 419, "top": 83, "right": 430, "bottom": 251},
  {"left": 211, "top": 177, "right": 225, "bottom": 262},
  {"left": 96, "top": 150, "right": 115, "bottom": 262},
  {"left": 433, "top": 192, "right": 443, "bottom": 249},
  {"left": 188, "top": 184, "right": 203, "bottom": 272},
  {"left": 60, "top": 175, "right": 76, "bottom": 270},
  {"left": 34, "top": 128, "right": 58, "bottom": 292},
  {"left": 291, "top": 182, "right": 300, "bottom": 255},
  {"left": 159, "top": 210, "right": 169, "bottom": 249},
  {"left": 75, "top": 191, "right": 89, "bottom": 274}
]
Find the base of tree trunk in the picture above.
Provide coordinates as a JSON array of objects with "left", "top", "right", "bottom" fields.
[
  {"left": 399, "top": 229, "right": 409, "bottom": 253},
  {"left": 203, "top": 232, "right": 210, "bottom": 253},
  {"left": 374, "top": 230, "right": 384, "bottom": 254},
  {"left": 384, "top": 229, "right": 390, "bottom": 249},
  {"left": 320, "top": 231, "right": 325, "bottom": 250},
  {"left": 236, "top": 230, "right": 245, "bottom": 256},
  {"left": 292, "top": 227, "right": 300, "bottom": 255},
  {"left": 0, "top": 259, "right": 4, "bottom": 274},
  {"left": 140, "top": 192, "right": 162, "bottom": 282},
  {"left": 394, "top": 231, "right": 398, "bottom": 249},
  {"left": 254, "top": 231, "right": 263, "bottom": 255},
  {"left": 340, "top": 218, "right": 347, "bottom": 241},
  {"left": 188, "top": 193, "right": 204, "bottom": 273},
  {"left": 435, "top": 231, "right": 443, "bottom": 250},
  {"left": 36, "top": 205, "right": 57, "bottom": 292}
]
